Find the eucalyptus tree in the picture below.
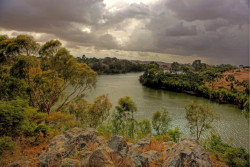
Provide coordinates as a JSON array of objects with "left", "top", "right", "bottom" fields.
[
  {"left": 10, "top": 38, "right": 97, "bottom": 115},
  {"left": 185, "top": 101, "right": 219, "bottom": 141}
]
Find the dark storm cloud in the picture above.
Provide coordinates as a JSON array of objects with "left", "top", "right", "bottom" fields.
[
  {"left": 0, "top": 0, "right": 121, "bottom": 49},
  {"left": 165, "top": 22, "right": 197, "bottom": 36},
  {"left": 0, "top": 0, "right": 248, "bottom": 64},
  {"left": 127, "top": 0, "right": 249, "bottom": 64},
  {"left": 166, "top": 0, "right": 248, "bottom": 24}
]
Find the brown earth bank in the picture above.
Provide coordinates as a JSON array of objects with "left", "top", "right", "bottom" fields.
[
  {"left": 208, "top": 68, "right": 249, "bottom": 91},
  {"left": 7, "top": 128, "right": 227, "bottom": 167}
]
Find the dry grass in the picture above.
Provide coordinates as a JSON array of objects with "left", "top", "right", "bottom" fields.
[
  {"left": 208, "top": 68, "right": 249, "bottom": 91},
  {"left": 0, "top": 141, "right": 48, "bottom": 167},
  {"left": 139, "top": 139, "right": 165, "bottom": 153},
  {"left": 209, "top": 153, "right": 228, "bottom": 167}
]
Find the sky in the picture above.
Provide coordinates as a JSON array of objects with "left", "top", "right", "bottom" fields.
[{"left": 0, "top": 0, "right": 249, "bottom": 65}]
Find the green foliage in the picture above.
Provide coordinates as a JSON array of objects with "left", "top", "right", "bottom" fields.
[
  {"left": 97, "top": 123, "right": 113, "bottom": 138},
  {"left": 114, "top": 96, "right": 137, "bottom": 138},
  {"left": 226, "top": 74, "right": 235, "bottom": 82},
  {"left": 185, "top": 102, "right": 218, "bottom": 141},
  {"left": 77, "top": 56, "right": 144, "bottom": 74},
  {"left": 152, "top": 108, "right": 171, "bottom": 135},
  {"left": 0, "top": 98, "right": 38, "bottom": 137},
  {"left": 168, "top": 127, "right": 182, "bottom": 142},
  {"left": 45, "top": 112, "right": 80, "bottom": 131},
  {"left": 204, "top": 133, "right": 249, "bottom": 167},
  {"left": 0, "top": 66, "right": 28, "bottom": 101},
  {"left": 0, "top": 34, "right": 97, "bottom": 114},
  {"left": 139, "top": 61, "right": 249, "bottom": 110},
  {"left": 137, "top": 119, "right": 151, "bottom": 138},
  {"left": 65, "top": 94, "right": 112, "bottom": 128},
  {"left": 34, "top": 124, "right": 50, "bottom": 137},
  {"left": 170, "top": 62, "right": 181, "bottom": 73},
  {"left": 39, "top": 40, "right": 61, "bottom": 58},
  {"left": 0, "top": 137, "right": 14, "bottom": 156}
]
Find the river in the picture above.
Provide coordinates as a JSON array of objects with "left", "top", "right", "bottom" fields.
[{"left": 84, "top": 72, "right": 249, "bottom": 150}]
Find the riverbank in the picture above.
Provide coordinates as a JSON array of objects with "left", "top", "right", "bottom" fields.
[{"left": 84, "top": 73, "right": 249, "bottom": 151}]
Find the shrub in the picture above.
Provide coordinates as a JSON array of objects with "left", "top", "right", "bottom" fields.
[
  {"left": 168, "top": 127, "right": 182, "bottom": 142},
  {"left": 0, "top": 98, "right": 37, "bottom": 137},
  {"left": 0, "top": 137, "right": 14, "bottom": 156},
  {"left": 204, "top": 133, "right": 249, "bottom": 167}
]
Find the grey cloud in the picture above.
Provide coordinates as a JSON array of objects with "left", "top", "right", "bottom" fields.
[
  {"left": 126, "top": 0, "right": 249, "bottom": 64},
  {"left": 165, "top": 22, "right": 197, "bottom": 36},
  {"left": 0, "top": 0, "right": 248, "bottom": 65},
  {"left": 0, "top": 0, "right": 120, "bottom": 49},
  {"left": 166, "top": 0, "right": 248, "bottom": 24}
]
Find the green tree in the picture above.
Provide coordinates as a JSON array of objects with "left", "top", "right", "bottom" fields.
[
  {"left": 201, "top": 70, "right": 223, "bottom": 90},
  {"left": 10, "top": 47, "right": 97, "bottom": 114},
  {"left": 170, "top": 62, "right": 181, "bottom": 73},
  {"left": 225, "top": 74, "right": 235, "bottom": 82},
  {"left": 15, "top": 35, "right": 39, "bottom": 56},
  {"left": 114, "top": 96, "right": 137, "bottom": 138},
  {"left": 152, "top": 108, "right": 171, "bottom": 135},
  {"left": 192, "top": 60, "right": 202, "bottom": 71},
  {"left": 185, "top": 101, "right": 219, "bottom": 141},
  {"left": 137, "top": 119, "right": 151, "bottom": 138}
]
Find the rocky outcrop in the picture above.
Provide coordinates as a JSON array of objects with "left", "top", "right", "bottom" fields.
[
  {"left": 36, "top": 128, "right": 213, "bottom": 167},
  {"left": 163, "top": 138, "right": 212, "bottom": 167},
  {"left": 38, "top": 127, "right": 97, "bottom": 166}
]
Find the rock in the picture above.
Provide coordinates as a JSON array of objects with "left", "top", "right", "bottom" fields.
[
  {"left": 163, "top": 138, "right": 212, "bottom": 167},
  {"left": 130, "top": 138, "right": 151, "bottom": 152},
  {"left": 38, "top": 128, "right": 97, "bottom": 167},
  {"left": 141, "top": 150, "right": 160, "bottom": 163},
  {"left": 60, "top": 158, "right": 80, "bottom": 167},
  {"left": 7, "top": 159, "right": 30, "bottom": 167},
  {"left": 129, "top": 151, "right": 149, "bottom": 167},
  {"left": 108, "top": 136, "right": 129, "bottom": 157},
  {"left": 88, "top": 147, "right": 115, "bottom": 167},
  {"left": 134, "top": 138, "right": 151, "bottom": 148}
]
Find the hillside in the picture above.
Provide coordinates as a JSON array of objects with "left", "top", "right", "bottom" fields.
[{"left": 209, "top": 68, "right": 249, "bottom": 91}]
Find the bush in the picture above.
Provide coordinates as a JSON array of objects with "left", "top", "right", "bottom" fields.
[
  {"left": 168, "top": 127, "right": 182, "bottom": 142},
  {"left": 0, "top": 137, "right": 14, "bottom": 156},
  {"left": 0, "top": 98, "right": 37, "bottom": 137},
  {"left": 204, "top": 133, "right": 249, "bottom": 167},
  {"left": 34, "top": 124, "right": 50, "bottom": 137},
  {"left": 152, "top": 108, "right": 171, "bottom": 135}
]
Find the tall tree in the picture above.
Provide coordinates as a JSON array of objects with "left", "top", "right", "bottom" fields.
[
  {"left": 185, "top": 101, "right": 219, "bottom": 141},
  {"left": 10, "top": 42, "right": 97, "bottom": 114}
]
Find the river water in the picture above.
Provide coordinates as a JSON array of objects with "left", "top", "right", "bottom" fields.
[{"left": 85, "top": 73, "right": 249, "bottom": 150}]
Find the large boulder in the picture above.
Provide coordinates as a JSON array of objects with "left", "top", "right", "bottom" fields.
[
  {"left": 128, "top": 151, "right": 149, "bottom": 167},
  {"left": 163, "top": 138, "right": 212, "bottom": 167},
  {"left": 38, "top": 128, "right": 97, "bottom": 167},
  {"left": 108, "top": 136, "right": 129, "bottom": 157},
  {"left": 130, "top": 138, "right": 151, "bottom": 152},
  {"left": 88, "top": 147, "right": 115, "bottom": 167},
  {"left": 141, "top": 150, "right": 160, "bottom": 163}
]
